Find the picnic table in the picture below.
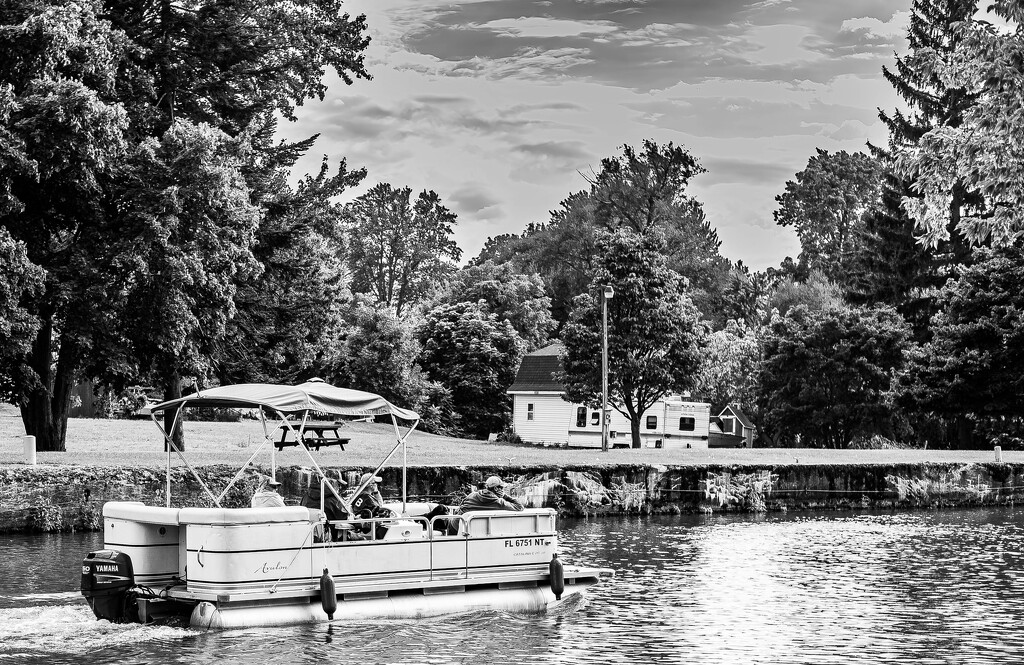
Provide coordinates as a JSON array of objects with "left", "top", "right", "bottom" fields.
[{"left": 275, "top": 421, "right": 349, "bottom": 451}]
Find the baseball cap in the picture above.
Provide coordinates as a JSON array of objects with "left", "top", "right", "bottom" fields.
[
  {"left": 267, "top": 479, "right": 281, "bottom": 487},
  {"left": 484, "top": 475, "right": 504, "bottom": 489},
  {"left": 360, "top": 472, "right": 383, "bottom": 485}
]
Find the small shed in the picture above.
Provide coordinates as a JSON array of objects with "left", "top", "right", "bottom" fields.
[{"left": 717, "top": 403, "right": 756, "bottom": 447}]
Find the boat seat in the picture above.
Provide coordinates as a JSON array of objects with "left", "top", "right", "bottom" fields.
[
  {"left": 178, "top": 506, "right": 312, "bottom": 525},
  {"left": 104, "top": 501, "right": 181, "bottom": 525}
]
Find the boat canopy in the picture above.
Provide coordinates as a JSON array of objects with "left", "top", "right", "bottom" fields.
[{"left": 150, "top": 380, "right": 419, "bottom": 423}]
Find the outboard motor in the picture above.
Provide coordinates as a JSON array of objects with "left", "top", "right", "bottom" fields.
[{"left": 81, "top": 550, "right": 139, "bottom": 623}]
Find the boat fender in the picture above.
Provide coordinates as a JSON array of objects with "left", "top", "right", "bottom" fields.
[
  {"left": 320, "top": 568, "right": 338, "bottom": 620},
  {"left": 549, "top": 554, "right": 565, "bottom": 600}
]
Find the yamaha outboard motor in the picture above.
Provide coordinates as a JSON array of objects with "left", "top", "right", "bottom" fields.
[{"left": 81, "top": 550, "right": 139, "bottom": 623}]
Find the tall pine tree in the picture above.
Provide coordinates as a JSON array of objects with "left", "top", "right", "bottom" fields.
[{"left": 848, "top": 0, "right": 979, "bottom": 337}]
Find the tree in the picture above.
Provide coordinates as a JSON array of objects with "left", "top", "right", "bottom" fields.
[
  {"left": 215, "top": 148, "right": 364, "bottom": 385},
  {"left": 326, "top": 299, "right": 459, "bottom": 435},
  {"left": 1, "top": 0, "right": 371, "bottom": 450},
  {"left": 105, "top": 0, "right": 370, "bottom": 135},
  {"left": 0, "top": 0, "right": 136, "bottom": 450},
  {"left": 442, "top": 261, "right": 555, "bottom": 350},
  {"left": 559, "top": 229, "right": 708, "bottom": 448},
  {"left": 769, "top": 270, "right": 846, "bottom": 318},
  {"left": 120, "top": 120, "right": 262, "bottom": 424},
  {"left": 0, "top": 228, "right": 43, "bottom": 400},
  {"left": 849, "top": 0, "right": 979, "bottom": 334},
  {"left": 774, "top": 149, "right": 883, "bottom": 285},
  {"left": 417, "top": 301, "right": 525, "bottom": 439},
  {"left": 894, "top": 2, "right": 1024, "bottom": 246},
  {"left": 346, "top": 184, "right": 462, "bottom": 316},
  {"left": 719, "top": 262, "right": 774, "bottom": 327},
  {"left": 757, "top": 305, "right": 911, "bottom": 449},
  {"left": 589, "top": 140, "right": 705, "bottom": 234},
  {"left": 690, "top": 319, "right": 760, "bottom": 412},
  {"left": 898, "top": 246, "right": 1024, "bottom": 448}
]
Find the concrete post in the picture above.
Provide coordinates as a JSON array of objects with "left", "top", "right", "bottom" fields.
[
  {"left": 23, "top": 435, "right": 36, "bottom": 465},
  {"left": 994, "top": 445, "right": 1002, "bottom": 463}
]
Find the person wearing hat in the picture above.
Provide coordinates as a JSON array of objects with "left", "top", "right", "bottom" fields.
[
  {"left": 460, "top": 476, "right": 523, "bottom": 513},
  {"left": 348, "top": 472, "right": 387, "bottom": 516},
  {"left": 301, "top": 475, "right": 348, "bottom": 541},
  {"left": 251, "top": 477, "right": 286, "bottom": 508}
]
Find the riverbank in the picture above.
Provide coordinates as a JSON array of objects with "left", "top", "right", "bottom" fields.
[
  {"left": 3, "top": 409, "right": 1023, "bottom": 533},
  {"left": 3, "top": 459, "right": 1023, "bottom": 533}
]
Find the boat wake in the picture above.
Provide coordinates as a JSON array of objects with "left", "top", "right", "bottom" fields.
[{"left": 0, "top": 603, "right": 192, "bottom": 660}]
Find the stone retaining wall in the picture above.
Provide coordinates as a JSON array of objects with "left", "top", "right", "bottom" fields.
[{"left": 2, "top": 462, "right": 1023, "bottom": 533}]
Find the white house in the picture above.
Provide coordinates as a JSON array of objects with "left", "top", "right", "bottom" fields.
[{"left": 507, "top": 344, "right": 712, "bottom": 449}]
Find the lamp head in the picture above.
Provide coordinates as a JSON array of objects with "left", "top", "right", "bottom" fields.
[{"left": 603, "top": 285, "right": 615, "bottom": 299}]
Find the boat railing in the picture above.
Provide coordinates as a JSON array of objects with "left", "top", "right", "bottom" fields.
[{"left": 322, "top": 509, "right": 554, "bottom": 542}]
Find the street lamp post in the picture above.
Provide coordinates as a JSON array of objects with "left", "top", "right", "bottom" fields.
[{"left": 601, "top": 285, "right": 614, "bottom": 452}]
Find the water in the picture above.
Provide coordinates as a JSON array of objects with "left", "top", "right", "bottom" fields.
[{"left": 4, "top": 509, "right": 1024, "bottom": 664}]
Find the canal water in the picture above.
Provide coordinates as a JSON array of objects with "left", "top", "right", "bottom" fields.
[{"left": 3, "top": 508, "right": 1024, "bottom": 664}]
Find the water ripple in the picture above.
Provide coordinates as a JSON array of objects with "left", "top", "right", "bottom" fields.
[{"left": 5, "top": 509, "right": 1024, "bottom": 663}]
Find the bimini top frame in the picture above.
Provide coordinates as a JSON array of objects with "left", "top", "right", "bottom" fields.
[{"left": 149, "top": 380, "right": 420, "bottom": 513}]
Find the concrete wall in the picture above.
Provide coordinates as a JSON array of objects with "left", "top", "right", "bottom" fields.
[{"left": 3, "top": 461, "right": 1024, "bottom": 533}]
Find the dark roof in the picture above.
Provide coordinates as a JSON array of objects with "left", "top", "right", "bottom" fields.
[
  {"left": 719, "top": 403, "right": 754, "bottom": 429},
  {"left": 507, "top": 343, "right": 565, "bottom": 392}
]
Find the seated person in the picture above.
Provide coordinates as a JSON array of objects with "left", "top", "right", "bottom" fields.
[
  {"left": 349, "top": 472, "right": 386, "bottom": 515},
  {"left": 300, "top": 476, "right": 348, "bottom": 541},
  {"left": 251, "top": 478, "right": 286, "bottom": 508},
  {"left": 460, "top": 476, "right": 523, "bottom": 513},
  {"left": 347, "top": 472, "right": 392, "bottom": 539}
]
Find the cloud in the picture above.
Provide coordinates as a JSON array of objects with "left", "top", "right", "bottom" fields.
[
  {"left": 474, "top": 17, "right": 620, "bottom": 38},
  {"left": 697, "top": 156, "right": 798, "bottom": 187},
  {"left": 509, "top": 140, "right": 593, "bottom": 184},
  {"left": 277, "top": 0, "right": 916, "bottom": 270},
  {"left": 841, "top": 11, "right": 911, "bottom": 40},
  {"left": 448, "top": 183, "right": 504, "bottom": 220}
]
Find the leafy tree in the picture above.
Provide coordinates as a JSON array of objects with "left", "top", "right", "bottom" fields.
[
  {"left": 719, "top": 262, "right": 774, "bottom": 327},
  {"left": 757, "top": 305, "right": 911, "bottom": 449},
  {"left": 894, "top": 2, "right": 1024, "bottom": 246},
  {"left": 898, "top": 246, "right": 1024, "bottom": 447},
  {"left": 774, "top": 149, "right": 883, "bottom": 285},
  {"left": 106, "top": 0, "right": 370, "bottom": 135},
  {"left": 417, "top": 301, "right": 525, "bottom": 439},
  {"left": 442, "top": 261, "right": 555, "bottom": 350},
  {"left": 589, "top": 140, "right": 705, "bottom": 234},
  {"left": 215, "top": 148, "right": 363, "bottom": 385},
  {"left": 661, "top": 198, "right": 733, "bottom": 326},
  {"left": 324, "top": 299, "right": 459, "bottom": 435},
  {"left": 477, "top": 142, "right": 728, "bottom": 329},
  {"left": 0, "top": 0, "right": 136, "bottom": 449},
  {"left": 559, "top": 228, "right": 708, "bottom": 448},
  {"left": 690, "top": 319, "right": 760, "bottom": 412},
  {"left": 346, "top": 184, "right": 462, "bottom": 316},
  {"left": 769, "top": 270, "right": 845, "bottom": 318},
  {"left": 850, "top": 0, "right": 979, "bottom": 334},
  {"left": 0, "top": 228, "right": 43, "bottom": 400},
  {"left": 1, "top": 0, "right": 371, "bottom": 450}
]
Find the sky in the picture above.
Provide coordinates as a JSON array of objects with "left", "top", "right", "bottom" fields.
[{"left": 278, "top": 0, "right": 913, "bottom": 271}]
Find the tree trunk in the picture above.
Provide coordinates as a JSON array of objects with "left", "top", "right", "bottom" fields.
[
  {"left": 20, "top": 317, "right": 79, "bottom": 452},
  {"left": 162, "top": 370, "right": 184, "bottom": 451},
  {"left": 955, "top": 415, "right": 972, "bottom": 450},
  {"left": 630, "top": 417, "right": 641, "bottom": 449}
]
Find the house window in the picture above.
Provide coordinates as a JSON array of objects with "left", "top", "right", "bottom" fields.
[
  {"left": 527, "top": 403, "right": 534, "bottom": 421},
  {"left": 679, "top": 417, "right": 695, "bottom": 431},
  {"left": 576, "top": 407, "right": 587, "bottom": 428},
  {"left": 590, "top": 411, "right": 600, "bottom": 426},
  {"left": 722, "top": 417, "right": 735, "bottom": 434},
  {"left": 646, "top": 415, "right": 658, "bottom": 430}
]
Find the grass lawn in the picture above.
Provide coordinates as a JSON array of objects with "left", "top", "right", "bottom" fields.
[{"left": 1, "top": 403, "right": 1019, "bottom": 469}]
